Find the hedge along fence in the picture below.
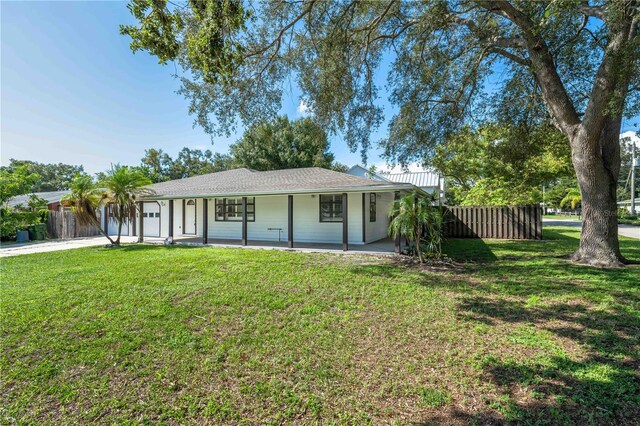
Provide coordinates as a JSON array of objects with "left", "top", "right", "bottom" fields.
[
  {"left": 47, "top": 210, "right": 101, "bottom": 239},
  {"left": 443, "top": 205, "right": 542, "bottom": 240}
]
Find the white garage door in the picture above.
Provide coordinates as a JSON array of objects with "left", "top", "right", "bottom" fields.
[
  {"left": 107, "top": 215, "right": 130, "bottom": 236},
  {"left": 143, "top": 202, "right": 160, "bottom": 237}
]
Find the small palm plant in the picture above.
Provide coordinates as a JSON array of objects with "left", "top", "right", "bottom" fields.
[
  {"left": 388, "top": 191, "right": 444, "bottom": 262},
  {"left": 560, "top": 187, "right": 582, "bottom": 210},
  {"left": 100, "top": 165, "right": 152, "bottom": 245},
  {"left": 62, "top": 174, "right": 116, "bottom": 244}
]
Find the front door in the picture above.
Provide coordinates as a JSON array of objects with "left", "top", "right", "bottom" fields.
[
  {"left": 143, "top": 202, "right": 161, "bottom": 237},
  {"left": 184, "top": 199, "right": 196, "bottom": 234}
]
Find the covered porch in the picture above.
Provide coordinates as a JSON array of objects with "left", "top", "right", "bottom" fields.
[
  {"left": 166, "top": 235, "right": 397, "bottom": 254},
  {"left": 137, "top": 191, "right": 403, "bottom": 252}
]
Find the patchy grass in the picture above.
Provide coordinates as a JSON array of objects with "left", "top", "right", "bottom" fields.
[{"left": 1, "top": 227, "right": 638, "bottom": 425}]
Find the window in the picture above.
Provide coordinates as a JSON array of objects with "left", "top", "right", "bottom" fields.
[
  {"left": 142, "top": 212, "right": 148, "bottom": 218},
  {"left": 320, "top": 194, "right": 343, "bottom": 222},
  {"left": 186, "top": 200, "right": 195, "bottom": 206},
  {"left": 370, "top": 193, "right": 377, "bottom": 222},
  {"left": 215, "top": 198, "right": 255, "bottom": 221},
  {"left": 155, "top": 212, "right": 160, "bottom": 218}
]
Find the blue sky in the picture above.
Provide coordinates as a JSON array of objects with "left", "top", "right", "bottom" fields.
[{"left": 1, "top": 1, "right": 638, "bottom": 175}]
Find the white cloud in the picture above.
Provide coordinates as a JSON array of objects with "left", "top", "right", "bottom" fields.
[{"left": 297, "top": 99, "right": 311, "bottom": 116}]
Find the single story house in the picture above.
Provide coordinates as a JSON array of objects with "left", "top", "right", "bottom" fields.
[
  {"left": 346, "top": 165, "right": 445, "bottom": 203},
  {"left": 105, "top": 167, "right": 419, "bottom": 251},
  {"left": 6, "top": 190, "right": 71, "bottom": 211}
]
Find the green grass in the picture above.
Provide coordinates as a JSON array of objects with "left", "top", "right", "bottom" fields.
[{"left": 1, "top": 227, "right": 639, "bottom": 424}]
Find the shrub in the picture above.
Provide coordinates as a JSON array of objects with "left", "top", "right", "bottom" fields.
[{"left": 0, "top": 207, "right": 48, "bottom": 240}]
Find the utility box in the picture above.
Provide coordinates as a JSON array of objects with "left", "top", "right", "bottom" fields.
[{"left": 16, "top": 230, "right": 29, "bottom": 243}]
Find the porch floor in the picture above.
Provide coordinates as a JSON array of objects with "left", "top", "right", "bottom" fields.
[{"left": 144, "top": 236, "right": 396, "bottom": 255}]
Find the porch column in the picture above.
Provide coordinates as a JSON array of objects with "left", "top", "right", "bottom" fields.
[
  {"left": 288, "top": 195, "right": 293, "bottom": 248},
  {"left": 202, "top": 199, "right": 208, "bottom": 244},
  {"left": 394, "top": 191, "right": 401, "bottom": 254},
  {"left": 168, "top": 200, "right": 174, "bottom": 239},
  {"left": 138, "top": 201, "right": 144, "bottom": 243},
  {"left": 242, "top": 196, "right": 248, "bottom": 246},
  {"left": 362, "top": 193, "right": 366, "bottom": 243},
  {"left": 342, "top": 192, "right": 348, "bottom": 251}
]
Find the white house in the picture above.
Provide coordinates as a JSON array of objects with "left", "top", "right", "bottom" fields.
[
  {"left": 346, "top": 165, "right": 445, "bottom": 203},
  {"left": 104, "top": 167, "right": 419, "bottom": 251}
]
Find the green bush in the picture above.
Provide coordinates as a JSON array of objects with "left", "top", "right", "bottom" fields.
[{"left": 0, "top": 207, "right": 48, "bottom": 240}]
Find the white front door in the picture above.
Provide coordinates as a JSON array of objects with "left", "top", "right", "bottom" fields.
[
  {"left": 143, "top": 202, "right": 160, "bottom": 237},
  {"left": 184, "top": 199, "right": 196, "bottom": 234}
]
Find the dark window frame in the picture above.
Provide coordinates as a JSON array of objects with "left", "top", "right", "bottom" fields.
[
  {"left": 319, "top": 194, "right": 343, "bottom": 223},
  {"left": 369, "top": 193, "right": 377, "bottom": 222},
  {"left": 215, "top": 197, "right": 255, "bottom": 222}
]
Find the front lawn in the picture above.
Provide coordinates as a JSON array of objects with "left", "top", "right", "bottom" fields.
[{"left": 1, "top": 227, "right": 638, "bottom": 424}]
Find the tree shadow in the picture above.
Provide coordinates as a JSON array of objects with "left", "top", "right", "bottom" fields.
[{"left": 444, "top": 295, "right": 640, "bottom": 424}]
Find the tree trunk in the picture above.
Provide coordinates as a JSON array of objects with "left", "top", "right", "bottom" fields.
[
  {"left": 570, "top": 122, "right": 624, "bottom": 267},
  {"left": 116, "top": 218, "right": 122, "bottom": 245}
]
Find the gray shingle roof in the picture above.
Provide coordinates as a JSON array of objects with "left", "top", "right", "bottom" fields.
[
  {"left": 6, "top": 191, "right": 70, "bottom": 207},
  {"left": 143, "top": 167, "right": 413, "bottom": 199}
]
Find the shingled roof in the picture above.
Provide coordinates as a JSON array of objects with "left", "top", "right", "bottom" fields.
[{"left": 143, "top": 167, "right": 415, "bottom": 199}]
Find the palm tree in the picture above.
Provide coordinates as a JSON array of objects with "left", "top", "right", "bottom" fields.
[
  {"left": 62, "top": 174, "right": 116, "bottom": 245},
  {"left": 101, "top": 165, "right": 152, "bottom": 245},
  {"left": 560, "top": 187, "right": 582, "bottom": 210},
  {"left": 388, "top": 191, "right": 444, "bottom": 262}
]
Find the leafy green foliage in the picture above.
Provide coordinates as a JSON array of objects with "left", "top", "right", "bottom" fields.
[
  {"left": 388, "top": 191, "right": 443, "bottom": 261},
  {"left": 229, "top": 116, "right": 335, "bottom": 171},
  {"left": 139, "top": 147, "right": 233, "bottom": 183},
  {"left": 100, "top": 165, "right": 152, "bottom": 245},
  {"left": 433, "top": 123, "right": 573, "bottom": 205},
  {"left": 0, "top": 165, "right": 40, "bottom": 206},
  {"left": 0, "top": 207, "right": 47, "bottom": 239},
  {"left": 0, "top": 159, "right": 86, "bottom": 193},
  {"left": 120, "top": 1, "right": 638, "bottom": 162},
  {"left": 62, "top": 174, "right": 107, "bottom": 238},
  {"left": 560, "top": 187, "right": 582, "bottom": 210},
  {"left": 138, "top": 117, "right": 343, "bottom": 182}
]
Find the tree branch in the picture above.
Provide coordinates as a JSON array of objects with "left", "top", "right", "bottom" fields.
[
  {"left": 476, "top": 0, "right": 581, "bottom": 134},
  {"left": 577, "top": 1, "right": 606, "bottom": 20}
]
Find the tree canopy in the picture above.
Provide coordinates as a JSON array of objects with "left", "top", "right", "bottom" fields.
[
  {"left": 229, "top": 116, "right": 335, "bottom": 171},
  {"left": 122, "top": 0, "right": 640, "bottom": 265},
  {"left": 0, "top": 159, "right": 86, "bottom": 193},
  {"left": 433, "top": 122, "right": 574, "bottom": 205}
]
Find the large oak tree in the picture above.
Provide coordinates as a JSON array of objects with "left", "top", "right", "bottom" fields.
[{"left": 122, "top": 0, "right": 640, "bottom": 266}]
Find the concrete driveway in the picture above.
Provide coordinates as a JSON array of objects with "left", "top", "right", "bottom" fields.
[
  {"left": 543, "top": 219, "right": 639, "bottom": 239},
  {"left": 0, "top": 236, "right": 139, "bottom": 258}
]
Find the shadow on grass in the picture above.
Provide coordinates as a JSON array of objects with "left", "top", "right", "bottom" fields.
[
  {"left": 350, "top": 228, "right": 639, "bottom": 424},
  {"left": 446, "top": 295, "right": 640, "bottom": 425}
]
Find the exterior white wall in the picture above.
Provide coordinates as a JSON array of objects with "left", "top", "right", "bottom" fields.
[
  {"left": 157, "top": 191, "right": 396, "bottom": 244},
  {"left": 207, "top": 196, "right": 288, "bottom": 241},
  {"left": 365, "top": 191, "right": 395, "bottom": 242}
]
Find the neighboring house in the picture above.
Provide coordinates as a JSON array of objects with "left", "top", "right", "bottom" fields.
[
  {"left": 346, "top": 165, "right": 445, "bottom": 203},
  {"left": 106, "top": 167, "right": 418, "bottom": 250},
  {"left": 6, "top": 191, "right": 71, "bottom": 211},
  {"left": 618, "top": 197, "right": 639, "bottom": 214}
]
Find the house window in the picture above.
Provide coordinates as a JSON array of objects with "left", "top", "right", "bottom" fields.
[
  {"left": 215, "top": 198, "right": 255, "bottom": 221},
  {"left": 370, "top": 193, "right": 377, "bottom": 222},
  {"left": 320, "top": 194, "right": 343, "bottom": 222}
]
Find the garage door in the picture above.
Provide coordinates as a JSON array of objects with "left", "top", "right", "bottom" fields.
[
  {"left": 107, "top": 215, "right": 130, "bottom": 236},
  {"left": 143, "top": 202, "right": 160, "bottom": 237}
]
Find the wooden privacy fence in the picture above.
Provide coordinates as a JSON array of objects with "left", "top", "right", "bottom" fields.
[
  {"left": 47, "top": 210, "right": 101, "bottom": 239},
  {"left": 444, "top": 205, "right": 542, "bottom": 239}
]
